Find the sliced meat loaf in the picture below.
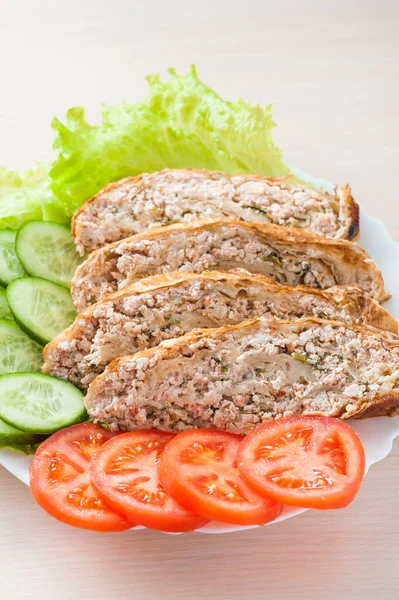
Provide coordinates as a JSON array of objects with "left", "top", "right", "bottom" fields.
[
  {"left": 71, "top": 218, "right": 387, "bottom": 312},
  {"left": 85, "top": 317, "right": 399, "bottom": 434},
  {"left": 44, "top": 270, "right": 396, "bottom": 390},
  {"left": 72, "top": 169, "right": 358, "bottom": 254}
]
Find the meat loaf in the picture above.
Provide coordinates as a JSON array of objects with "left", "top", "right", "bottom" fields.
[
  {"left": 43, "top": 271, "right": 396, "bottom": 390},
  {"left": 71, "top": 218, "right": 388, "bottom": 312},
  {"left": 72, "top": 169, "right": 358, "bottom": 254},
  {"left": 84, "top": 317, "right": 399, "bottom": 434}
]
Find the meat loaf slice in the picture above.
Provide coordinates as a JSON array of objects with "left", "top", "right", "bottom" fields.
[
  {"left": 85, "top": 317, "right": 399, "bottom": 434},
  {"left": 43, "top": 271, "right": 396, "bottom": 390},
  {"left": 72, "top": 169, "right": 358, "bottom": 254},
  {"left": 71, "top": 218, "right": 387, "bottom": 312}
]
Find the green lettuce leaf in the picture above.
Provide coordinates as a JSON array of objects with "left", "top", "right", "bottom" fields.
[
  {"left": 0, "top": 417, "right": 45, "bottom": 454},
  {"left": 0, "top": 66, "right": 290, "bottom": 228},
  {"left": 50, "top": 65, "right": 290, "bottom": 215},
  {"left": 0, "top": 164, "right": 69, "bottom": 229}
]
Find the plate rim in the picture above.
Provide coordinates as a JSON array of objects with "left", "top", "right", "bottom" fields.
[{"left": 1, "top": 165, "right": 399, "bottom": 534}]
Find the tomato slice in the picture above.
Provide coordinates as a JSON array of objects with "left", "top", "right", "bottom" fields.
[
  {"left": 237, "top": 416, "right": 365, "bottom": 509},
  {"left": 158, "top": 429, "right": 283, "bottom": 526},
  {"left": 30, "top": 423, "right": 131, "bottom": 532},
  {"left": 89, "top": 430, "right": 208, "bottom": 532}
]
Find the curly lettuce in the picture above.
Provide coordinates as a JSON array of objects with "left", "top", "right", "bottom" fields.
[
  {"left": 0, "top": 164, "right": 68, "bottom": 229},
  {"left": 50, "top": 65, "right": 289, "bottom": 214},
  {"left": 1, "top": 65, "right": 289, "bottom": 227}
]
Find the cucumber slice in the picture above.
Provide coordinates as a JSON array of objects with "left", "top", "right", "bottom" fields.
[
  {"left": 16, "top": 221, "right": 82, "bottom": 287},
  {"left": 0, "top": 417, "right": 44, "bottom": 454},
  {"left": 0, "top": 287, "right": 13, "bottom": 320},
  {"left": 0, "top": 372, "right": 86, "bottom": 434},
  {"left": 0, "top": 230, "right": 26, "bottom": 285},
  {"left": 6, "top": 277, "right": 76, "bottom": 344},
  {"left": 0, "top": 319, "right": 43, "bottom": 373}
]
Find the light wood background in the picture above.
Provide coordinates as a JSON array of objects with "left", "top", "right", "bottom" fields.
[{"left": 1, "top": 1, "right": 398, "bottom": 599}]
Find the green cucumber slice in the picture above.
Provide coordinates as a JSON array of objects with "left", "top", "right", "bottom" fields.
[
  {"left": 0, "top": 230, "right": 26, "bottom": 285},
  {"left": 0, "top": 287, "right": 13, "bottom": 320},
  {"left": 16, "top": 221, "right": 82, "bottom": 287},
  {"left": 0, "top": 319, "right": 43, "bottom": 373},
  {"left": 0, "top": 417, "right": 44, "bottom": 453},
  {"left": 0, "top": 372, "right": 86, "bottom": 434},
  {"left": 6, "top": 277, "right": 76, "bottom": 344}
]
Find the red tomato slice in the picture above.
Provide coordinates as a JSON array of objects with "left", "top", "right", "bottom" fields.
[
  {"left": 30, "top": 423, "right": 131, "bottom": 532},
  {"left": 158, "top": 429, "right": 283, "bottom": 526},
  {"left": 89, "top": 430, "right": 208, "bottom": 532},
  {"left": 237, "top": 416, "right": 365, "bottom": 510}
]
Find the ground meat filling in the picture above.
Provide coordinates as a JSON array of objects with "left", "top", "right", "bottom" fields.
[
  {"left": 112, "top": 231, "right": 336, "bottom": 289},
  {"left": 73, "top": 170, "right": 354, "bottom": 252},
  {"left": 84, "top": 321, "right": 399, "bottom": 434},
  {"left": 46, "top": 279, "right": 374, "bottom": 389},
  {"left": 72, "top": 224, "right": 376, "bottom": 311}
]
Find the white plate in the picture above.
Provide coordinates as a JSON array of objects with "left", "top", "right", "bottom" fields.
[{"left": 1, "top": 167, "right": 399, "bottom": 534}]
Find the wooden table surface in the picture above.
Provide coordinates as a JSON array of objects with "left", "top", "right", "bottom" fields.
[{"left": 1, "top": 1, "right": 398, "bottom": 598}]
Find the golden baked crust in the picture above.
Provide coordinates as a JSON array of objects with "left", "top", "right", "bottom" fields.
[
  {"left": 340, "top": 184, "right": 360, "bottom": 240},
  {"left": 60, "top": 269, "right": 398, "bottom": 346},
  {"left": 71, "top": 169, "right": 359, "bottom": 253},
  {"left": 71, "top": 218, "right": 389, "bottom": 310},
  {"left": 99, "top": 315, "right": 399, "bottom": 370},
  {"left": 86, "top": 316, "right": 399, "bottom": 431},
  {"left": 43, "top": 270, "right": 397, "bottom": 391}
]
